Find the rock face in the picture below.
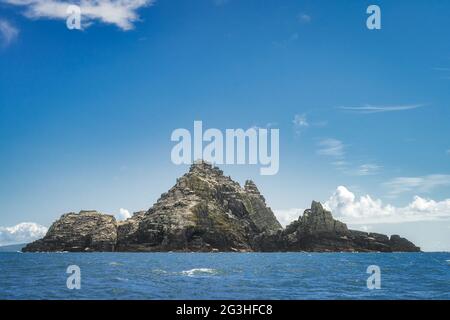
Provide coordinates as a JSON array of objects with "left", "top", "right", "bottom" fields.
[
  {"left": 256, "top": 201, "right": 420, "bottom": 252},
  {"left": 23, "top": 211, "right": 117, "bottom": 252},
  {"left": 23, "top": 162, "right": 420, "bottom": 253},
  {"left": 115, "top": 161, "right": 282, "bottom": 252}
]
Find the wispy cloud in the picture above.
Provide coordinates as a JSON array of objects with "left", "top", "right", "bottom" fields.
[
  {"left": 316, "top": 139, "right": 382, "bottom": 176},
  {"left": 338, "top": 104, "right": 425, "bottom": 114},
  {"left": 293, "top": 114, "right": 308, "bottom": 128},
  {"left": 0, "top": 19, "right": 19, "bottom": 47},
  {"left": 383, "top": 174, "right": 450, "bottom": 197},
  {"left": 251, "top": 122, "right": 278, "bottom": 131},
  {"left": 331, "top": 160, "right": 349, "bottom": 168},
  {"left": 3, "top": 0, "right": 154, "bottom": 30},
  {"left": 292, "top": 114, "right": 308, "bottom": 135},
  {"left": 355, "top": 163, "right": 382, "bottom": 176},
  {"left": 292, "top": 114, "right": 327, "bottom": 137},
  {"left": 297, "top": 13, "right": 311, "bottom": 24},
  {"left": 317, "top": 138, "right": 345, "bottom": 158},
  {"left": 446, "top": 149, "right": 450, "bottom": 155},
  {"left": 433, "top": 66, "right": 450, "bottom": 80}
]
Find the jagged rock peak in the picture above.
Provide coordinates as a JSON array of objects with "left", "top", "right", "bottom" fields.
[
  {"left": 244, "top": 180, "right": 259, "bottom": 194},
  {"left": 244, "top": 180, "right": 268, "bottom": 204},
  {"left": 189, "top": 160, "right": 224, "bottom": 176},
  {"left": 299, "top": 201, "right": 348, "bottom": 234},
  {"left": 310, "top": 200, "right": 324, "bottom": 213}
]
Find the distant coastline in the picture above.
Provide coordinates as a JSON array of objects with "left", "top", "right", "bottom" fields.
[{"left": 0, "top": 243, "right": 27, "bottom": 252}]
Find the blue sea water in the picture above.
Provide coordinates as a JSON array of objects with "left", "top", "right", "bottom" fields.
[{"left": 0, "top": 252, "right": 449, "bottom": 300}]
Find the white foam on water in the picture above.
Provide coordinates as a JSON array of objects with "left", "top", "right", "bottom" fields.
[
  {"left": 115, "top": 277, "right": 129, "bottom": 282},
  {"left": 180, "top": 268, "right": 218, "bottom": 277},
  {"left": 152, "top": 268, "right": 169, "bottom": 274}
]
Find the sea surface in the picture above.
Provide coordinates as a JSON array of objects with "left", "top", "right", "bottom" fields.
[{"left": 0, "top": 252, "right": 449, "bottom": 299}]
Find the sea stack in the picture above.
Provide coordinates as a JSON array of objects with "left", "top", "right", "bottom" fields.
[{"left": 23, "top": 162, "right": 420, "bottom": 253}]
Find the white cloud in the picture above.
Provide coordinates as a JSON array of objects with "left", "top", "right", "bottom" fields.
[
  {"left": 273, "top": 208, "right": 303, "bottom": 227},
  {"left": 0, "top": 222, "right": 47, "bottom": 246},
  {"left": 338, "top": 104, "right": 425, "bottom": 114},
  {"left": 324, "top": 186, "right": 450, "bottom": 224},
  {"left": 116, "top": 208, "right": 131, "bottom": 220},
  {"left": 0, "top": 19, "right": 19, "bottom": 46},
  {"left": 3, "top": 0, "right": 154, "bottom": 30},
  {"left": 383, "top": 174, "right": 450, "bottom": 196},
  {"left": 317, "top": 138, "right": 345, "bottom": 158}
]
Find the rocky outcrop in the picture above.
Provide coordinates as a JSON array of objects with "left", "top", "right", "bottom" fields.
[
  {"left": 23, "top": 162, "right": 420, "bottom": 253},
  {"left": 256, "top": 202, "right": 420, "bottom": 252},
  {"left": 115, "top": 161, "right": 282, "bottom": 252},
  {"left": 23, "top": 211, "right": 117, "bottom": 252},
  {"left": 389, "top": 234, "right": 420, "bottom": 252},
  {"left": 243, "top": 180, "right": 283, "bottom": 233}
]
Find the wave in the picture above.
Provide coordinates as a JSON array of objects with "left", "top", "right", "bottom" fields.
[
  {"left": 151, "top": 268, "right": 169, "bottom": 274},
  {"left": 180, "top": 268, "right": 219, "bottom": 277},
  {"left": 115, "top": 277, "right": 129, "bottom": 282}
]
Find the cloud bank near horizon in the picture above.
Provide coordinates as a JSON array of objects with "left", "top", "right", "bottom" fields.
[
  {"left": 0, "top": 222, "right": 47, "bottom": 246},
  {"left": 274, "top": 186, "right": 450, "bottom": 227}
]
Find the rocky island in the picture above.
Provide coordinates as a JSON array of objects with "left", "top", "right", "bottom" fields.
[{"left": 23, "top": 161, "right": 420, "bottom": 252}]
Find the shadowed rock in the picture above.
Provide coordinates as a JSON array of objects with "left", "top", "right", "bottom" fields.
[{"left": 256, "top": 201, "right": 420, "bottom": 252}]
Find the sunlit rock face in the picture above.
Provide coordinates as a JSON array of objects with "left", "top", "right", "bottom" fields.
[{"left": 23, "top": 211, "right": 117, "bottom": 252}]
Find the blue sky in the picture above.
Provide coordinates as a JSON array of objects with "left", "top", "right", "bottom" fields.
[{"left": 0, "top": 0, "right": 450, "bottom": 250}]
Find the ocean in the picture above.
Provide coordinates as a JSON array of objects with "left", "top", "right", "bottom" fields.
[{"left": 0, "top": 252, "right": 448, "bottom": 300}]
